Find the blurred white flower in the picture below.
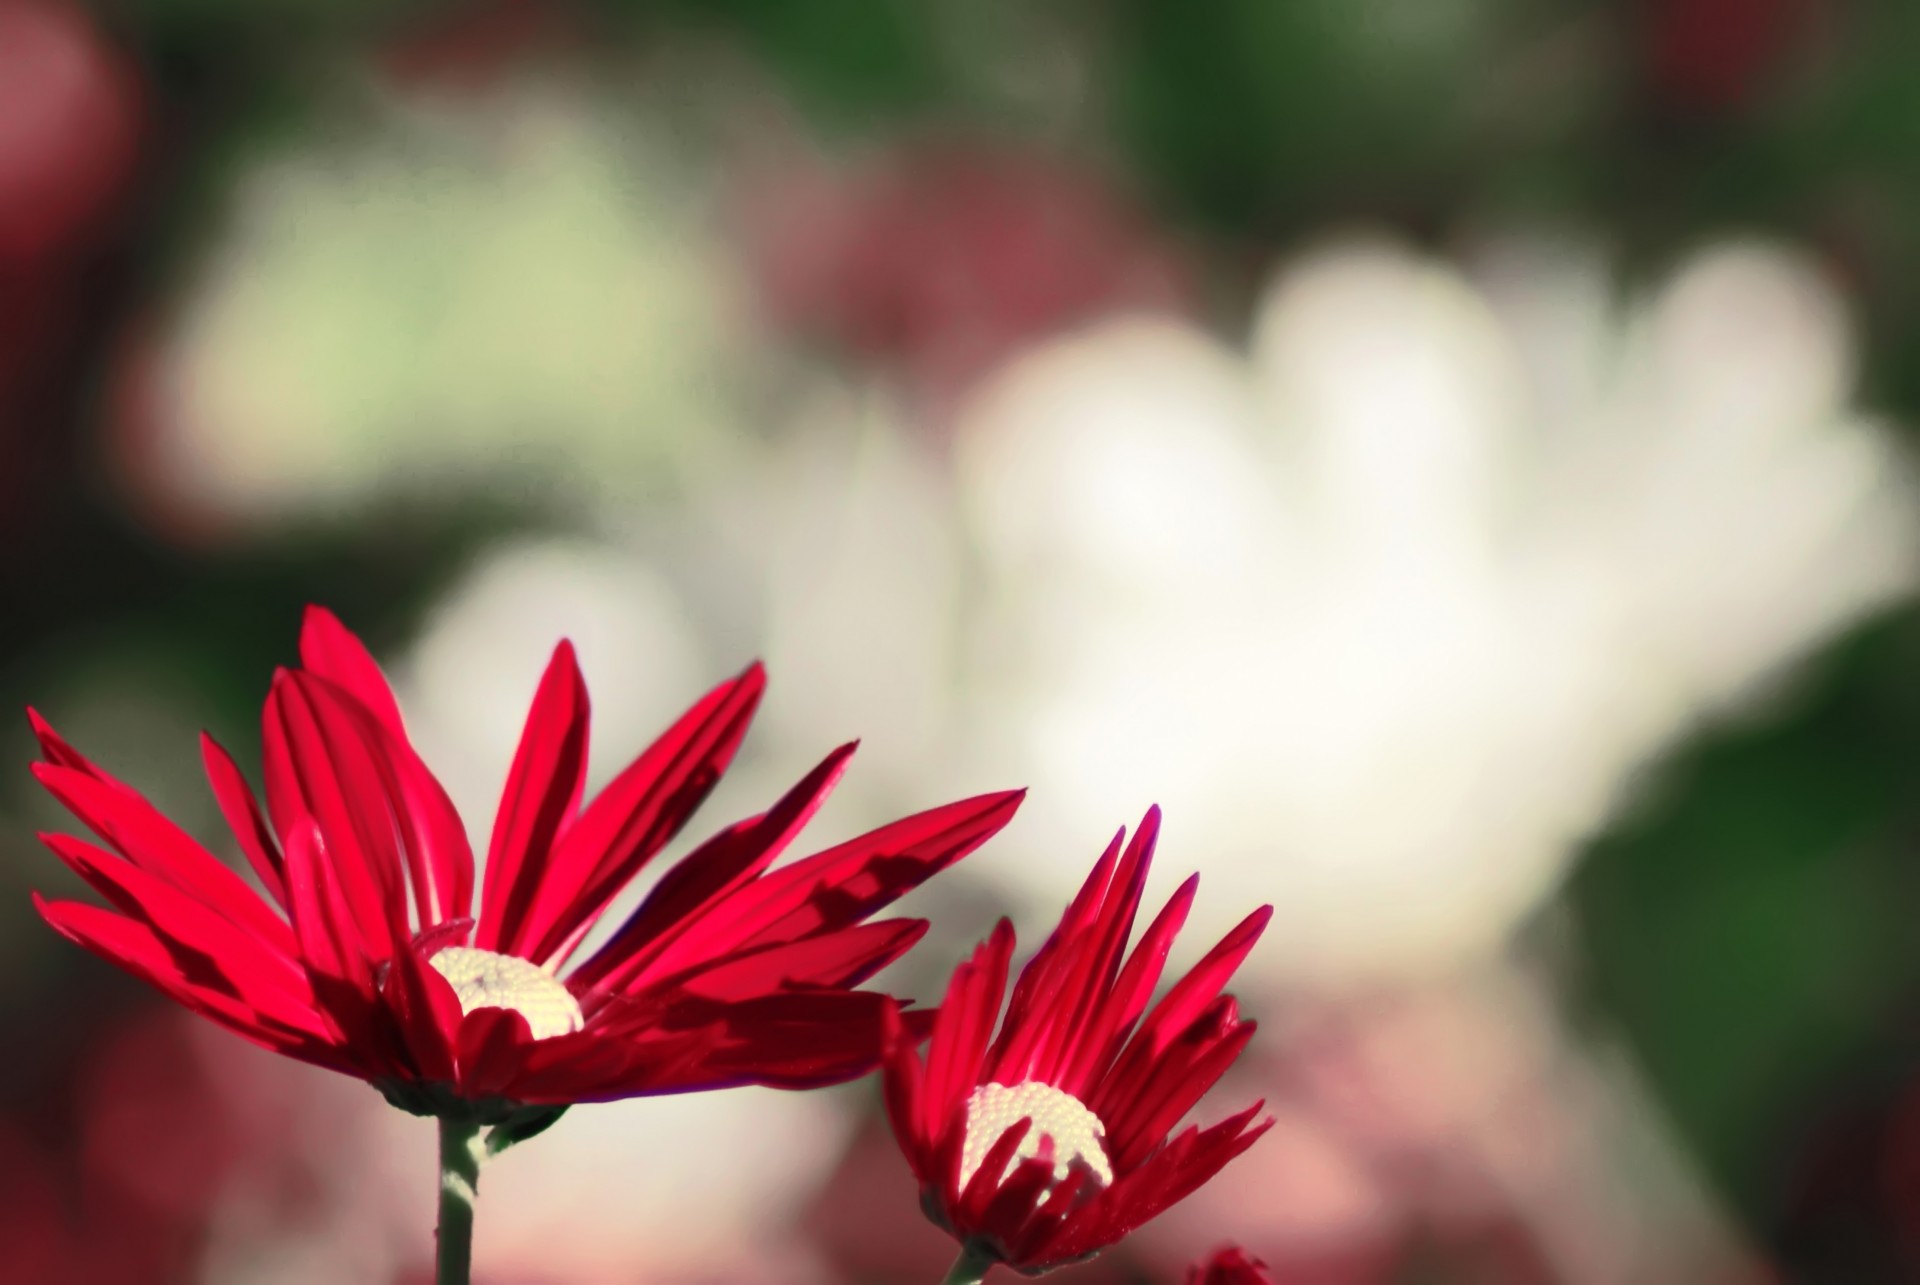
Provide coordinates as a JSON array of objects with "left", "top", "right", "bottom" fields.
[
  {"left": 954, "top": 234, "right": 1920, "bottom": 983},
  {"left": 136, "top": 76, "right": 758, "bottom": 529}
]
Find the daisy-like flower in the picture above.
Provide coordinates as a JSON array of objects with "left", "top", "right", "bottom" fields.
[
  {"left": 30, "top": 606, "right": 1023, "bottom": 1125},
  {"left": 1184, "top": 1247, "right": 1274, "bottom": 1285},
  {"left": 882, "top": 807, "right": 1272, "bottom": 1280}
]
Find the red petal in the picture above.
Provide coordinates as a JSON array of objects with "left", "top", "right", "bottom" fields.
[
  {"left": 28, "top": 707, "right": 101, "bottom": 772},
  {"left": 475, "top": 642, "right": 590, "bottom": 955},
  {"left": 566, "top": 742, "right": 855, "bottom": 990},
  {"left": 880, "top": 1000, "right": 933, "bottom": 1175},
  {"left": 1048, "top": 1106, "right": 1271, "bottom": 1263},
  {"left": 298, "top": 605, "right": 407, "bottom": 740},
  {"left": 39, "top": 834, "right": 320, "bottom": 1033},
  {"left": 454, "top": 1006, "right": 534, "bottom": 1100},
  {"left": 281, "top": 820, "right": 379, "bottom": 991},
  {"left": 671, "top": 918, "right": 926, "bottom": 1000},
  {"left": 988, "top": 826, "right": 1125, "bottom": 1081},
  {"left": 262, "top": 671, "right": 410, "bottom": 942},
  {"left": 35, "top": 894, "right": 352, "bottom": 1070},
  {"left": 1096, "top": 904, "right": 1270, "bottom": 1109},
  {"left": 923, "top": 920, "right": 1014, "bottom": 1145},
  {"left": 1087, "top": 872, "right": 1197, "bottom": 1062},
  {"left": 637, "top": 789, "right": 1024, "bottom": 982},
  {"left": 262, "top": 670, "right": 475, "bottom": 933},
  {"left": 380, "top": 943, "right": 462, "bottom": 1084},
  {"left": 695, "top": 989, "right": 906, "bottom": 1088},
  {"left": 33, "top": 760, "right": 295, "bottom": 954},
  {"left": 1102, "top": 1007, "right": 1256, "bottom": 1169},
  {"left": 1031, "top": 811, "right": 1158, "bottom": 1087},
  {"left": 200, "top": 733, "right": 288, "bottom": 908},
  {"left": 515, "top": 663, "right": 766, "bottom": 968}
]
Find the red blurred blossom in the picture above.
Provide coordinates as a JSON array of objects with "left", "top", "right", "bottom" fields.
[
  {"left": 882, "top": 807, "right": 1272, "bottom": 1275},
  {"left": 1642, "top": 0, "right": 1825, "bottom": 114},
  {"left": 0, "top": 0, "right": 141, "bottom": 512},
  {"left": 377, "top": 0, "right": 590, "bottom": 93},
  {"left": 1185, "top": 1246, "right": 1275, "bottom": 1285},
  {"left": 0, "top": 0, "right": 141, "bottom": 267},
  {"left": 738, "top": 140, "right": 1190, "bottom": 412},
  {"left": 32, "top": 606, "right": 1023, "bottom": 1122}
]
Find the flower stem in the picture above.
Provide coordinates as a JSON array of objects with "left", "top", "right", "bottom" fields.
[
  {"left": 940, "top": 1244, "right": 995, "bottom": 1285},
  {"left": 436, "top": 1117, "right": 484, "bottom": 1285}
]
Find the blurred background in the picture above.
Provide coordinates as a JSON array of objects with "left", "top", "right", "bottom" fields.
[{"left": 6, "top": 0, "right": 1920, "bottom": 1281}]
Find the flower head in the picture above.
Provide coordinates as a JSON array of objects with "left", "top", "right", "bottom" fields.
[
  {"left": 882, "top": 807, "right": 1271, "bottom": 1274},
  {"left": 32, "top": 607, "right": 1021, "bottom": 1123},
  {"left": 1184, "top": 1247, "right": 1274, "bottom": 1285}
]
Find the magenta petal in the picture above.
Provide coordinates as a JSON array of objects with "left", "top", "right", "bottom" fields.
[
  {"left": 381, "top": 944, "right": 462, "bottom": 1085},
  {"left": 514, "top": 663, "right": 766, "bottom": 968},
  {"left": 262, "top": 671, "right": 411, "bottom": 941},
  {"left": 567, "top": 742, "right": 857, "bottom": 990},
  {"left": 33, "top": 759, "right": 296, "bottom": 953},
  {"left": 455, "top": 1006, "right": 534, "bottom": 1100},
  {"left": 636, "top": 789, "right": 1024, "bottom": 983},
  {"left": 475, "top": 641, "right": 590, "bottom": 955},
  {"left": 200, "top": 732, "right": 289, "bottom": 908},
  {"left": 297, "top": 605, "right": 408, "bottom": 740},
  {"left": 673, "top": 918, "right": 927, "bottom": 1000},
  {"left": 35, "top": 893, "right": 349, "bottom": 1069}
]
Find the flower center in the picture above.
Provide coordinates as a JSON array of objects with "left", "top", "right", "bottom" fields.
[
  {"left": 959, "top": 1080, "right": 1113, "bottom": 1190},
  {"left": 427, "top": 946, "right": 584, "bottom": 1041}
]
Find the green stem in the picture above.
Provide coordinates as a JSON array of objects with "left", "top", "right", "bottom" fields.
[
  {"left": 940, "top": 1244, "right": 995, "bottom": 1285},
  {"left": 436, "top": 1117, "right": 484, "bottom": 1285}
]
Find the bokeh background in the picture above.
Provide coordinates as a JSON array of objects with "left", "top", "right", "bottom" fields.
[{"left": 5, "top": 0, "right": 1920, "bottom": 1281}]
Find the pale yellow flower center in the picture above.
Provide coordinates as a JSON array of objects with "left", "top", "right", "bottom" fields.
[
  {"left": 959, "top": 1080, "right": 1113, "bottom": 1190},
  {"left": 428, "top": 946, "right": 584, "bottom": 1041}
]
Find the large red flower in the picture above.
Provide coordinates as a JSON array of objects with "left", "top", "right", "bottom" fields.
[
  {"left": 31, "top": 607, "right": 1021, "bottom": 1123},
  {"left": 881, "top": 807, "right": 1272, "bottom": 1275}
]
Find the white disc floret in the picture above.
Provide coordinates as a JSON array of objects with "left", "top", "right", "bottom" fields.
[
  {"left": 429, "top": 946, "right": 584, "bottom": 1041},
  {"left": 959, "top": 1080, "right": 1113, "bottom": 1190}
]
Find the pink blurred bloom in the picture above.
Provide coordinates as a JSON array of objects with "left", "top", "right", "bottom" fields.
[
  {"left": 739, "top": 139, "right": 1189, "bottom": 410},
  {"left": 1184, "top": 1246, "right": 1275, "bottom": 1284}
]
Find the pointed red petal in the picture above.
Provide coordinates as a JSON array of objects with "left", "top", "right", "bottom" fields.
[
  {"left": 516, "top": 663, "right": 766, "bottom": 968},
  {"left": 200, "top": 733, "right": 289, "bottom": 908},
  {"left": 33, "top": 760, "right": 295, "bottom": 954},
  {"left": 28, "top": 707, "right": 100, "bottom": 772},
  {"left": 988, "top": 826, "right": 1125, "bottom": 1081},
  {"left": 262, "top": 671, "right": 411, "bottom": 941},
  {"left": 298, "top": 605, "right": 407, "bottom": 739},
  {"left": 1049, "top": 1106, "right": 1272, "bottom": 1263},
  {"left": 880, "top": 1000, "right": 934, "bottom": 1175},
  {"left": 671, "top": 917, "right": 926, "bottom": 1000},
  {"left": 454, "top": 1007, "right": 534, "bottom": 1100},
  {"left": 639, "top": 789, "right": 1024, "bottom": 981},
  {"left": 40, "top": 834, "right": 320, "bottom": 1032},
  {"left": 1033, "top": 810, "right": 1158, "bottom": 1086},
  {"left": 1097, "top": 904, "right": 1270, "bottom": 1107},
  {"left": 380, "top": 943, "right": 463, "bottom": 1084},
  {"left": 923, "top": 920, "right": 1014, "bottom": 1145},
  {"left": 566, "top": 743, "right": 855, "bottom": 990},
  {"left": 281, "top": 820, "right": 379, "bottom": 990},
  {"left": 35, "top": 894, "right": 351, "bottom": 1069},
  {"left": 475, "top": 641, "right": 591, "bottom": 955},
  {"left": 1103, "top": 1007, "right": 1257, "bottom": 1169}
]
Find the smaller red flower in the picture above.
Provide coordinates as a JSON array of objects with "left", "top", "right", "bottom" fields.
[
  {"left": 882, "top": 807, "right": 1272, "bottom": 1275},
  {"left": 1184, "top": 1247, "right": 1274, "bottom": 1284}
]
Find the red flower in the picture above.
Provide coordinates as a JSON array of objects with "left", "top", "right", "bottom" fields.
[
  {"left": 1184, "top": 1247, "right": 1274, "bottom": 1284},
  {"left": 32, "top": 607, "right": 1021, "bottom": 1124},
  {"left": 881, "top": 807, "right": 1272, "bottom": 1275}
]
